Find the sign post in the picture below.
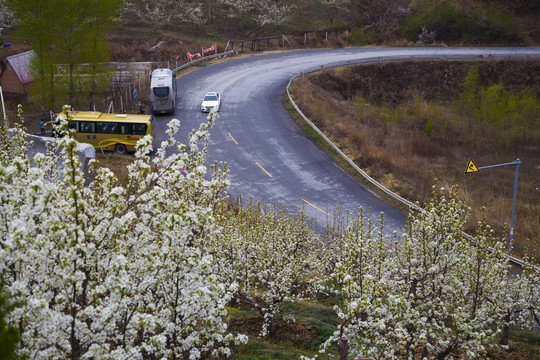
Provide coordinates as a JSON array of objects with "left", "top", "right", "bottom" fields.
[{"left": 465, "top": 158, "right": 521, "bottom": 254}]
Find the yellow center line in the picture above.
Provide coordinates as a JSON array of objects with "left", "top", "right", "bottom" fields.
[
  {"left": 256, "top": 162, "right": 272, "bottom": 178},
  {"left": 219, "top": 70, "right": 256, "bottom": 93},
  {"left": 228, "top": 132, "right": 238, "bottom": 144},
  {"left": 302, "top": 198, "right": 329, "bottom": 216}
]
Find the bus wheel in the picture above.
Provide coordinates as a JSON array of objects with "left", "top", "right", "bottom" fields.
[{"left": 115, "top": 144, "right": 127, "bottom": 154}]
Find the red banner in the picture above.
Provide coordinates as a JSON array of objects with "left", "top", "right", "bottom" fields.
[
  {"left": 187, "top": 52, "right": 201, "bottom": 59},
  {"left": 203, "top": 44, "right": 215, "bottom": 53}
]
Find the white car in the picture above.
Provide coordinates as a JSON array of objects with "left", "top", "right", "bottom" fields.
[{"left": 201, "top": 92, "right": 220, "bottom": 112}]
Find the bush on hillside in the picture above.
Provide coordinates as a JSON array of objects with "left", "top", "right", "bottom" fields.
[{"left": 404, "top": 0, "right": 520, "bottom": 44}]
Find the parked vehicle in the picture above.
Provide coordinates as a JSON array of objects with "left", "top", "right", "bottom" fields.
[
  {"left": 150, "top": 68, "right": 176, "bottom": 115},
  {"left": 52, "top": 111, "right": 155, "bottom": 154}
]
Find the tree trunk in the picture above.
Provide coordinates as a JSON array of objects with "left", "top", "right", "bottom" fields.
[
  {"left": 69, "top": 62, "right": 74, "bottom": 108},
  {"left": 339, "top": 336, "right": 349, "bottom": 360},
  {"left": 500, "top": 312, "right": 512, "bottom": 346},
  {"left": 268, "top": 312, "right": 276, "bottom": 338},
  {"left": 435, "top": 342, "right": 458, "bottom": 360}
]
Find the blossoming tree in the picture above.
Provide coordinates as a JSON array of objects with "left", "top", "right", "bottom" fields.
[
  {"left": 211, "top": 200, "right": 322, "bottom": 338},
  {"left": 0, "top": 109, "right": 246, "bottom": 360},
  {"left": 319, "top": 187, "right": 539, "bottom": 360}
]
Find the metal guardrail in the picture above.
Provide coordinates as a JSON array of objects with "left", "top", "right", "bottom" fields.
[
  {"left": 225, "top": 35, "right": 291, "bottom": 52},
  {"left": 286, "top": 53, "right": 539, "bottom": 269},
  {"left": 171, "top": 50, "right": 235, "bottom": 74},
  {"left": 171, "top": 35, "right": 292, "bottom": 74},
  {"left": 286, "top": 73, "right": 421, "bottom": 212}
]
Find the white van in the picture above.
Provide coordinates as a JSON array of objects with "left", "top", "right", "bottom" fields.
[{"left": 150, "top": 68, "right": 176, "bottom": 115}]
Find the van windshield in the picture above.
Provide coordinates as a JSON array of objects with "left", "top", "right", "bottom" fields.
[{"left": 153, "top": 87, "right": 169, "bottom": 97}]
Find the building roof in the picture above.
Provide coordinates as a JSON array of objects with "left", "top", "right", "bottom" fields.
[{"left": 4, "top": 50, "right": 35, "bottom": 84}]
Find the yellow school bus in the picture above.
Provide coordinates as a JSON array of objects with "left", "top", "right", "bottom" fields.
[{"left": 53, "top": 111, "right": 155, "bottom": 154}]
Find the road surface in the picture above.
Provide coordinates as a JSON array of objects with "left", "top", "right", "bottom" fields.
[{"left": 153, "top": 47, "right": 540, "bottom": 234}]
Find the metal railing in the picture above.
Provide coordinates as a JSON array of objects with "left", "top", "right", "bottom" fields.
[
  {"left": 225, "top": 35, "right": 291, "bottom": 53},
  {"left": 171, "top": 51, "right": 235, "bottom": 74}
]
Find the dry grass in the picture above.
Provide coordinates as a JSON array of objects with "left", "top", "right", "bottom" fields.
[
  {"left": 290, "top": 60, "right": 540, "bottom": 261},
  {"left": 94, "top": 152, "right": 135, "bottom": 185}
]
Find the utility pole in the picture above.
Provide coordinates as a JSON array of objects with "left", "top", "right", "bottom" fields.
[
  {"left": 465, "top": 158, "right": 521, "bottom": 254},
  {"left": 0, "top": 28, "right": 11, "bottom": 120}
]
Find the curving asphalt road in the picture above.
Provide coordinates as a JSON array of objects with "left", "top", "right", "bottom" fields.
[{"left": 153, "top": 47, "right": 540, "bottom": 234}]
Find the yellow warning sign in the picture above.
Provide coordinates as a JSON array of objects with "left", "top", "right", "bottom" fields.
[{"left": 465, "top": 159, "right": 479, "bottom": 174}]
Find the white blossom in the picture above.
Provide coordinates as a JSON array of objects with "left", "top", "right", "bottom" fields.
[{"left": 0, "top": 109, "right": 245, "bottom": 359}]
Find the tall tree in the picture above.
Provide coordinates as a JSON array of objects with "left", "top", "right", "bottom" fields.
[
  {"left": 5, "top": 0, "right": 57, "bottom": 112},
  {"left": 218, "top": 0, "right": 294, "bottom": 26},
  {"left": 318, "top": 0, "right": 350, "bottom": 24},
  {"left": 85, "top": 0, "right": 123, "bottom": 110},
  {"left": 121, "top": 0, "right": 206, "bottom": 32},
  {"left": 0, "top": 0, "right": 16, "bottom": 28},
  {"left": 350, "top": 0, "right": 409, "bottom": 39},
  {"left": 52, "top": 0, "right": 93, "bottom": 107},
  {"left": 6, "top": 0, "right": 122, "bottom": 110}
]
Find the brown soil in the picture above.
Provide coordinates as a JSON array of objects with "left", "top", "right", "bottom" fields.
[
  {"left": 290, "top": 60, "right": 540, "bottom": 260},
  {"left": 228, "top": 314, "right": 325, "bottom": 346}
]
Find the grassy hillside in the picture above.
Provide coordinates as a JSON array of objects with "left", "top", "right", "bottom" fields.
[
  {"left": 289, "top": 60, "right": 540, "bottom": 260},
  {"left": 105, "top": 0, "right": 539, "bottom": 63}
]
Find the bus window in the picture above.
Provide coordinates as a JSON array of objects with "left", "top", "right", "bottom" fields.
[
  {"left": 133, "top": 123, "right": 147, "bottom": 135},
  {"left": 80, "top": 121, "right": 95, "bottom": 133},
  {"left": 68, "top": 121, "right": 79, "bottom": 131},
  {"left": 119, "top": 124, "right": 131, "bottom": 134},
  {"left": 109, "top": 123, "right": 118, "bottom": 134},
  {"left": 97, "top": 122, "right": 111, "bottom": 133},
  {"left": 153, "top": 87, "right": 169, "bottom": 98}
]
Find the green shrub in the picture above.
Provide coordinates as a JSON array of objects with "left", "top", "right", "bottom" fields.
[
  {"left": 465, "top": 5, "right": 519, "bottom": 43},
  {"left": 404, "top": 0, "right": 520, "bottom": 44},
  {"left": 460, "top": 66, "right": 481, "bottom": 115},
  {"left": 404, "top": 1, "right": 466, "bottom": 42},
  {"left": 236, "top": 340, "right": 265, "bottom": 358},
  {"left": 355, "top": 94, "right": 367, "bottom": 122},
  {"left": 349, "top": 26, "right": 379, "bottom": 45},
  {"left": 270, "top": 351, "right": 289, "bottom": 359},
  {"left": 424, "top": 117, "right": 434, "bottom": 134},
  {"left": 0, "top": 285, "right": 21, "bottom": 360},
  {"left": 457, "top": 65, "right": 540, "bottom": 146},
  {"left": 478, "top": 84, "right": 539, "bottom": 133}
]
